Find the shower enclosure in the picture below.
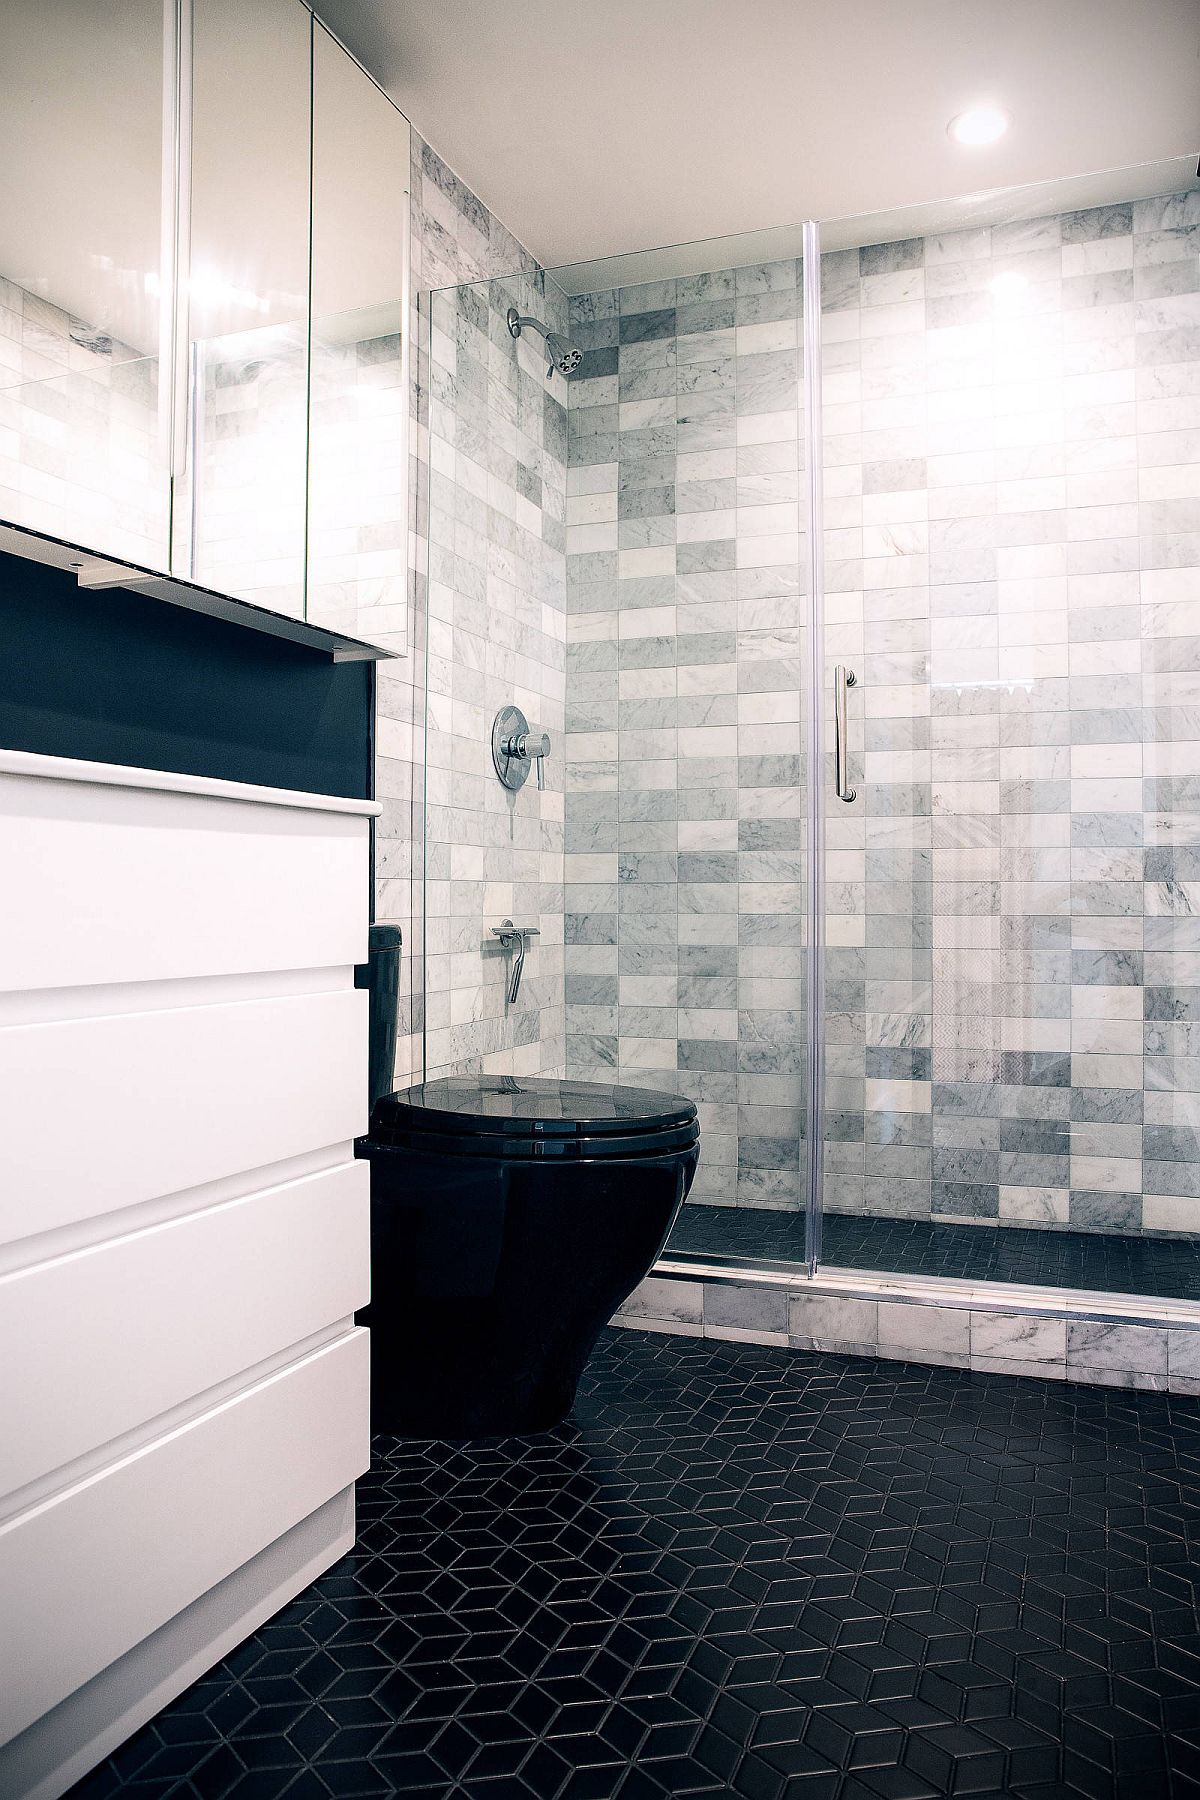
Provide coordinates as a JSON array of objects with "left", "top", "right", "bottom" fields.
[{"left": 418, "top": 160, "right": 1200, "bottom": 1316}]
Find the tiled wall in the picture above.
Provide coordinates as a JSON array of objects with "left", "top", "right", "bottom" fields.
[
  {"left": 562, "top": 264, "right": 810, "bottom": 1209},
  {"left": 420, "top": 271, "right": 567, "bottom": 1078},
  {"left": 376, "top": 134, "right": 568, "bottom": 1088},
  {"left": 821, "top": 190, "right": 1200, "bottom": 1238}
]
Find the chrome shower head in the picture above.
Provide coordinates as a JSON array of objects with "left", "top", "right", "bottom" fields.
[{"left": 506, "top": 306, "right": 582, "bottom": 377}]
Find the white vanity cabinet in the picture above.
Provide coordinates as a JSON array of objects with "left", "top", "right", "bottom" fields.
[{"left": 0, "top": 749, "right": 380, "bottom": 1800}]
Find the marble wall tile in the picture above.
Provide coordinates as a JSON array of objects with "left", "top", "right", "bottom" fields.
[
  {"left": 877, "top": 1299, "right": 971, "bottom": 1355},
  {"left": 969, "top": 1311, "right": 1067, "bottom": 1362},
  {"left": 621, "top": 1270, "right": 1191, "bottom": 1392},
  {"left": 703, "top": 1281, "right": 789, "bottom": 1335},
  {"left": 377, "top": 133, "right": 566, "bottom": 1088},
  {"left": 1167, "top": 1328, "right": 1200, "bottom": 1378},
  {"left": 1065, "top": 1320, "right": 1169, "bottom": 1374},
  {"left": 619, "top": 1275, "right": 704, "bottom": 1325},
  {"left": 787, "top": 1293, "right": 879, "bottom": 1344}
]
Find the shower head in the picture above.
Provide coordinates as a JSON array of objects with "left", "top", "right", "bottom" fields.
[{"left": 506, "top": 306, "right": 583, "bottom": 377}]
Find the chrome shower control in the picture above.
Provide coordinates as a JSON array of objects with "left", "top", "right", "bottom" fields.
[{"left": 492, "top": 705, "right": 551, "bottom": 791}]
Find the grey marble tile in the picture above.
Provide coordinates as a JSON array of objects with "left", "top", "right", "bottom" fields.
[{"left": 1066, "top": 1322, "right": 1168, "bottom": 1375}]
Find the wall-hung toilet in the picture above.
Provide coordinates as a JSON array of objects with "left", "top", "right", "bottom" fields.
[{"left": 356, "top": 1076, "right": 699, "bottom": 1437}]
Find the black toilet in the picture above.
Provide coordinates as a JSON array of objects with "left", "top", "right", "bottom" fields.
[{"left": 356, "top": 1075, "right": 699, "bottom": 1437}]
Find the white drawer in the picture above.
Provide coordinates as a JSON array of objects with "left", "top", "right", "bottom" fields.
[
  {"left": 0, "top": 1329, "right": 370, "bottom": 1747},
  {"left": 0, "top": 768, "right": 371, "bottom": 995},
  {"left": 0, "top": 987, "right": 368, "bottom": 1247},
  {"left": 0, "top": 1160, "right": 369, "bottom": 1500}
]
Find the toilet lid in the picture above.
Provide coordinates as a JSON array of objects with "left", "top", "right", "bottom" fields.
[{"left": 370, "top": 1075, "right": 697, "bottom": 1150}]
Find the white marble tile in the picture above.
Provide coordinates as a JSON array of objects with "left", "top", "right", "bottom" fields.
[
  {"left": 620, "top": 1275, "right": 703, "bottom": 1325},
  {"left": 877, "top": 1302, "right": 971, "bottom": 1356},
  {"left": 1065, "top": 1322, "right": 1168, "bottom": 1375},
  {"left": 612, "top": 1313, "right": 702, "bottom": 1338},
  {"left": 704, "top": 1282, "right": 788, "bottom": 1334},
  {"left": 704, "top": 1324, "right": 790, "bottom": 1348},
  {"left": 1067, "top": 1365, "right": 1169, "bottom": 1393},
  {"left": 1167, "top": 1329, "right": 1200, "bottom": 1380},
  {"left": 873, "top": 1344, "right": 971, "bottom": 1371},
  {"left": 969, "top": 1355, "right": 1068, "bottom": 1381},
  {"left": 788, "top": 1294, "right": 879, "bottom": 1343},
  {"left": 970, "top": 1313, "right": 1067, "bottom": 1364}
]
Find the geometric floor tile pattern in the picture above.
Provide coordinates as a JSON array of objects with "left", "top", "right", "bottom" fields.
[
  {"left": 668, "top": 1204, "right": 1200, "bottom": 1303},
  {"left": 70, "top": 1329, "right": 1200, "bottom": 1800}
]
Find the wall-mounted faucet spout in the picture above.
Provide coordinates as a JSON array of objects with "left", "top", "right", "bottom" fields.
[{"left": 491, "top": 920, "right": 540, "bottom": 1004}]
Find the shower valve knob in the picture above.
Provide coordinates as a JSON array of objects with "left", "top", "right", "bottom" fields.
[
  {"left": 491, "top": 706, "right": 551, "bottom": 792},
  {"left": 509, "top": 730, "right": 551, "bottom": 789}
]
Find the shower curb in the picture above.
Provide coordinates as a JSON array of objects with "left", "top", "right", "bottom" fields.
[{"left": 613, "top": 1259, "right": 1200, "bottom": 1394}]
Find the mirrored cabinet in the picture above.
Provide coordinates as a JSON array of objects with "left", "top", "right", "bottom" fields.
[
  {"left": 0, "top": 0, "right": 172, "bottom": 573},
  {"left": 0, "top": 0, "right": 409, "bottom": 653},
  {"left": 308, "top": 21, "right": 410, "bottom": 645}
]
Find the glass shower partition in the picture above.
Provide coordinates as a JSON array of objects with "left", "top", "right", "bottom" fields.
[
  {"left": 419, "top": 226, "right": 821, "bottom": 1268},
  {"left": 816, "top": 165, "right": 1200, "bottom": 1304},
  {"left": 417, "top": 162, "right": 1200, "bottom": 1317},
  {"left": 550, "top": 229, "right": 819, "bottom": 1272}
]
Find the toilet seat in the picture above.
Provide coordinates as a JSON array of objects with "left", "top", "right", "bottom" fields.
[{"left": 368, "top": 1075, "right": 699, "bottom": 1162}]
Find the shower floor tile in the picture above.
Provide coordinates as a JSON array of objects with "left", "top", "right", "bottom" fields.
[
  {"left": 666, "top": 1205, "right": 1200, "bottom": 1301},
  {"left": 71, "top": 1329, "right": 1200, "bottom": 1799}
]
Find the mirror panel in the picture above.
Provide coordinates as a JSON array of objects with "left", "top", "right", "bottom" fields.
[
  {"left": 308, "top": 24, "right": 410, "bottom": 651},
  {"left": 183, "top": 0, "right": 311, "bottom": 617},
  {"left": 0, "top": 0, "right": 170, "bottom": 570}
]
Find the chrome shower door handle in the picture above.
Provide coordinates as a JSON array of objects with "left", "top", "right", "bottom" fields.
[{"left": 833, "top": 664, "right": 857, "bottom": 804}]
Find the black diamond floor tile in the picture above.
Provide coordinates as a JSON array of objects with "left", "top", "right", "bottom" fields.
[
  {"left": 66, "top": 1329, "right": 1200, "bottom": 1799},
  {"left": 666, "top": 1204, "right": 1200, "bottom": 1301}
]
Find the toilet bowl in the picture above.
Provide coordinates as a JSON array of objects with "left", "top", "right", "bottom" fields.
[{"left": 356, "top": 1075, "right": 699, "bottom": 1437}]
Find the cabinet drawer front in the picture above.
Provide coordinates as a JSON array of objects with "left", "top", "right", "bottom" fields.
[
  {"left": 0, "top": 771, "right": 370, "bottom": 995},
  {"left": 0, "top": 988, "right": 367, "bottom": 1246},
  {"left": 0, "top": 1161, "right": 369, "bottom": 1500},
  {"left": 0, "top": 1330, "right": 369, "bottom": 1747}
]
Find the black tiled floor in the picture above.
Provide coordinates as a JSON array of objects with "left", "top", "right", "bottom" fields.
[
  {"left": 71, "top": 1329, "right": 1200, "bottom": 1800},
  {"left": 666, "top": 1205, "right": 1200, "bottom": 1301}
]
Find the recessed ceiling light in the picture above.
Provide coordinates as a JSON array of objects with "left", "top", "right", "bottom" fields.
[{"left": 948, "top": 105, "right": 1011, "bottom": 147}]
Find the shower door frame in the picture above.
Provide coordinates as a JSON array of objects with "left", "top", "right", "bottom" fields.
[{"left": 800, "top": 218, "right": 826, "bottom": 1280}]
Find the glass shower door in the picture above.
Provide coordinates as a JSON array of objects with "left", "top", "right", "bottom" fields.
[{"left": 815, "top": 171, "right": 1200, "bottom": 1304}]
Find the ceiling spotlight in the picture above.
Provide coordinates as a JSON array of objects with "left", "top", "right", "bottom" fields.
[{"left": 948, "top": 104, "right": 1011, "bottom": 147}]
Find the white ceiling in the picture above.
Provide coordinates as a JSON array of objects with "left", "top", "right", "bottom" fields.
[{"left": 315, "top": 0, "right": 1200, "bottom": 272}]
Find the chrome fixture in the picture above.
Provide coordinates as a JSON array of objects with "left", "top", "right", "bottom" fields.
[
  {"left": 506, "top": 306, "right": 583, "bottom": 377},
  {"left": 833, "top": 665, "right": 857, "bottom": 804},
  {"left": 492, "top": 705, "right": 551, "bottom": 791},
  {"left": 491, "top": 920, "right": 540, "bottom": 1004}
]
